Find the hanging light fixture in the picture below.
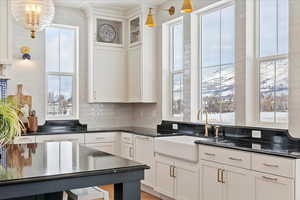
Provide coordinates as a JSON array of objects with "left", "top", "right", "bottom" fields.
[
  {"left": 145, "top": 6, "right": 176, "bottom": 28},
  {"left": 181, "top": 0, "right": 193, "bottom": 13},
  {"left": 145, "top": 8, "right": 156, "bottom": 27},
  {"left": 11, "top": 0, "right": 55, "bottom": 39}
]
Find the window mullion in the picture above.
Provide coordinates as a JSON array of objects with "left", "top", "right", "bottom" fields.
[{"left": 219, "top": 9, "right": 222, "bottom": 122}]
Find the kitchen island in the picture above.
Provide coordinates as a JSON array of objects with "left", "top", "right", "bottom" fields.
[{"left": 0, "top": 142, "right": 148, "bottom": 200}]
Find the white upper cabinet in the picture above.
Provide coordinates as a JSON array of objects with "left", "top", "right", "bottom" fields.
[
  {"left": 92, "top": 46, "right": 127, "bottom": 102},
  {"left": 86, "top": 6, "right": 156, "bottom": 103},
  {"left": 0, "top": 0, "right": 12, "bottom": 64},
  {"left": 127, "top": 9, "right": 156, "bottom": 103},
  {"left": 86, "top": 7, "right": 127, "bottom": 103}
]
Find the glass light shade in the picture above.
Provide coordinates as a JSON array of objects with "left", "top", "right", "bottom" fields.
[
  {"left": 145, "top": 8, "right": 156, "bottom": 27},
  {"left": 11, "top": 0, "right": 55, "bottom": 38},
  {"left": 181, "top": 0, "right": 193, "bottom": 13}
]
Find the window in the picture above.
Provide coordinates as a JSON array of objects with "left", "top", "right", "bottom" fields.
[
  {"left": 162, "top": 17, "right": 184, "bottom": 120},
  {"left": 170, "top": 21, "right": 184, "bottom": 118},
  {"left": 199, "top": 4, "right": 235, "bottom": 123},
  {"left": 45, "top": 25, "right": 78, "bottom": 119},
  {"left": 258, "top": 0, "right": 288, "bottom": 123}
]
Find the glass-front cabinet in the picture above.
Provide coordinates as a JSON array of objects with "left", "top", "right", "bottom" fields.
[{"left": 129, "top": 16, "right": 141, "bottom": 47}]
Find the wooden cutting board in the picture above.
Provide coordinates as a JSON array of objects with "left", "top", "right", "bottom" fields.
[{"left": 8, "top": 84, "right": 32, "bottom": 110}]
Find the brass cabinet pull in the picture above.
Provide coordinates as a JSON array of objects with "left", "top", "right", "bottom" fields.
[
  {"left": 221, "top": 169, "right": 225, "bottom": 183},
  {"left": 228, "top": 157, "right": 243, "bottom": 161},
  {"left": 173, "top": 166, "right": 176, "bottom": 178},
  {"left": 217, "top": 169, "right": 221, "bottom": 183},
  {"left": 263, "top": 163, "right": 279, "bottom": 168},
  {"left": 205, "top": 152, "right": 216, "bottom": 157},
  {"left": 262, "top": 176, "right": 278, "bottom": 182},
  {"left": 170, "top": 166, "right": 173, "bottom": 177}
]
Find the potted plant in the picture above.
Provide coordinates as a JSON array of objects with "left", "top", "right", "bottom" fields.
[{"left": 0, "top": 100, "right": 24, "bottom": 144}]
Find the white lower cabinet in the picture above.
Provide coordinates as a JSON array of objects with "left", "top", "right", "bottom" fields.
[
  {"left": 35, "top": 134, "right": 85, "bottom": 143},
  {"left": 121, "top": 142, "right": 134, "bottom": 160},
  {"left": 174, "top": 161, "right": 199, "bottom": 200},
  {"left": 200, "top": 161, "right": 223, "bottom": 200},
  {"left": 198, "top": 144, "right": 296, "bottom": 200},
  {"left": 85, "top": 143, "right": 115, "bottom": 155},
  {"left": 13, "top": 136, "right": 36, "bottom": 144},
  {"left": 120, "top": 133, "right": 134, "bottom": 160},
  {"left": 155, "top": 156, "right": 175, "bottom": 198},
  {"left": 253, "top": 172, "right": 294, "bottom": 200},
  {"left": 84, "top": 132, "right": 118, "bottom": 155},
  {"left": 134, "top": 135, "right": 155, "bottom": 187},
  {"left": 200, "top": 161, "right": 253, "bottom": 200},
  {"left": 155, "top": 155, "right": 199, "bottom": 200},
  {"left": 223, "top": 165, "right": 253, "bottom": 200}
]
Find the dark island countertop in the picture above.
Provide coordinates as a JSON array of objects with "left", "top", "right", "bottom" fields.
[
  {"left": 25, "top": 127, "right": 160, "bottom": 137},
  {"left": 194, "top": 137, "right": 300, "bottom": 159},
  {"left": 25, "top": 126, "right": 185, "bottom": 138},
  {"left": 0, "top": 142, "right": 149, "bottom": 185}
]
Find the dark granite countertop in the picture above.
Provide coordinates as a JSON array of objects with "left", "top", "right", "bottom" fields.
[
  {"left": 26, "top": 127, "right": 160, "bottom": 137},
  {"left": 0, "top": 142, "right": 148, "bottom": 185},
  {"left": 194, "top": 137, "right": 300, "bottom": 159}
]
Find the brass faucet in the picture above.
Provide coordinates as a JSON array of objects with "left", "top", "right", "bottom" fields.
[
  {"left": 204, "top": 110, "right": 210, "bottom": 137},
  {"left": 215, "top": 125, "right": 220, "bottom": 138},
  {"left": 197, "top": 110, "right": 210, "bottom": 137}
]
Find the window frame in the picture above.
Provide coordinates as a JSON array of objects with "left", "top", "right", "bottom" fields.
[
  {"left": 191, "top": 0, "right": 236, "bottom": 124},
  {"left": 162, "top": 17, "right": 184, "bottom": 121},
  {"left": 254, "top": 0, "right": 288, "bottom": 127},
  {"left": 45, "top": 24, "right": 79, "bottom": 120}
]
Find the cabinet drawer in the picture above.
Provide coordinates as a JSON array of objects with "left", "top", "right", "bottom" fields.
[
  {"left": 199, "top": 145, "right": 223, "bottom": 163},
  {"left": 121, "top": 133, "right": 134, "bottom": 144},
  {"left": 13, "top": 136, "right": 36, "bottom": 144},
  {"left": 85, "top": 132, "right": 116, "bottom": 144},
  {"left": 252, "top": 153, "right": 295, "bottom": 178},
  {"left": 219, "top": 148, "right": 251, "bottom": 169},
  {"left": 199, "top": 145, "right": 251, "bottom": 169},
  {"left": 36, "top": 134, "right": 85, "bottom": 143},
  {"left": 85, "top": 143, "right": 115, "bottom": 155}
]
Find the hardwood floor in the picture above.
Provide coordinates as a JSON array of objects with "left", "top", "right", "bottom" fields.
[{"left": 100, "top": 184, "right": 161, "bottom": 200}]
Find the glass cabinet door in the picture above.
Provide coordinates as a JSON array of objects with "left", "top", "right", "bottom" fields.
[{"left": 129, "top": 16, "right": 141, "bottom": 46}]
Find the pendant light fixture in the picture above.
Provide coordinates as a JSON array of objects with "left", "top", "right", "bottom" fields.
[
  {"left": 11, "top": 0, "right": 55, "bottom": 39},
  {"left": 145, "top": 8, "right": 156, "bottom": 27},
  {"left": 145, "top": 6, "right": 176, "bottom": 28},
  {"left": 181, "top": 0, "right": 193, "bottom": 13}
]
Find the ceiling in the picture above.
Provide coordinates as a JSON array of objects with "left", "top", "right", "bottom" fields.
[{"left": 54, "top": 0, "right": 168, "bottom": 10}]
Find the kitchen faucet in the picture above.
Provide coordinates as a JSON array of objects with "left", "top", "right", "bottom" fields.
[{"left": 197, "top": 110, "right": 211, "bottom": 137}]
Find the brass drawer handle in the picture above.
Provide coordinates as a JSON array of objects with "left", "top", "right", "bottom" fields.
[
  {"left": 96, "top": 137, "right": 105, "bottom": 140},
  {"left": 217, "top": 169, "right": 221, "bottom": 183},
  {"left": 228, "top": 157, "right": 243, "bottom": 161},
  {"left": 173, "top": 166, "right": 176, "bottom": 178},
  {"left": 262, "top": 176, "right": 278, "bottom": 182},
  {"left": 204, "top": 152, "right": 216, "bottom": 156},
  {"left": 221, "top": 169, "right": 225, "bottom": 183},
  {"left": 263, "top": 163, "right": 279, "bottom": 168}
]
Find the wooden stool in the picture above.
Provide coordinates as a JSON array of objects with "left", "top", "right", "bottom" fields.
[{"left": 66, "top": 187, "right": 109, "bottom": 200}]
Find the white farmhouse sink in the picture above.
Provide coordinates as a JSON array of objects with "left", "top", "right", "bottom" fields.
[{"left": 154, "top": 136, "right": 199, "bottom": 162}]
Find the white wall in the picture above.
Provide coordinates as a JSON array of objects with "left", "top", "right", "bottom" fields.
[{"left": 7, "top": 6, "right": 133, "bottom": 128}]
